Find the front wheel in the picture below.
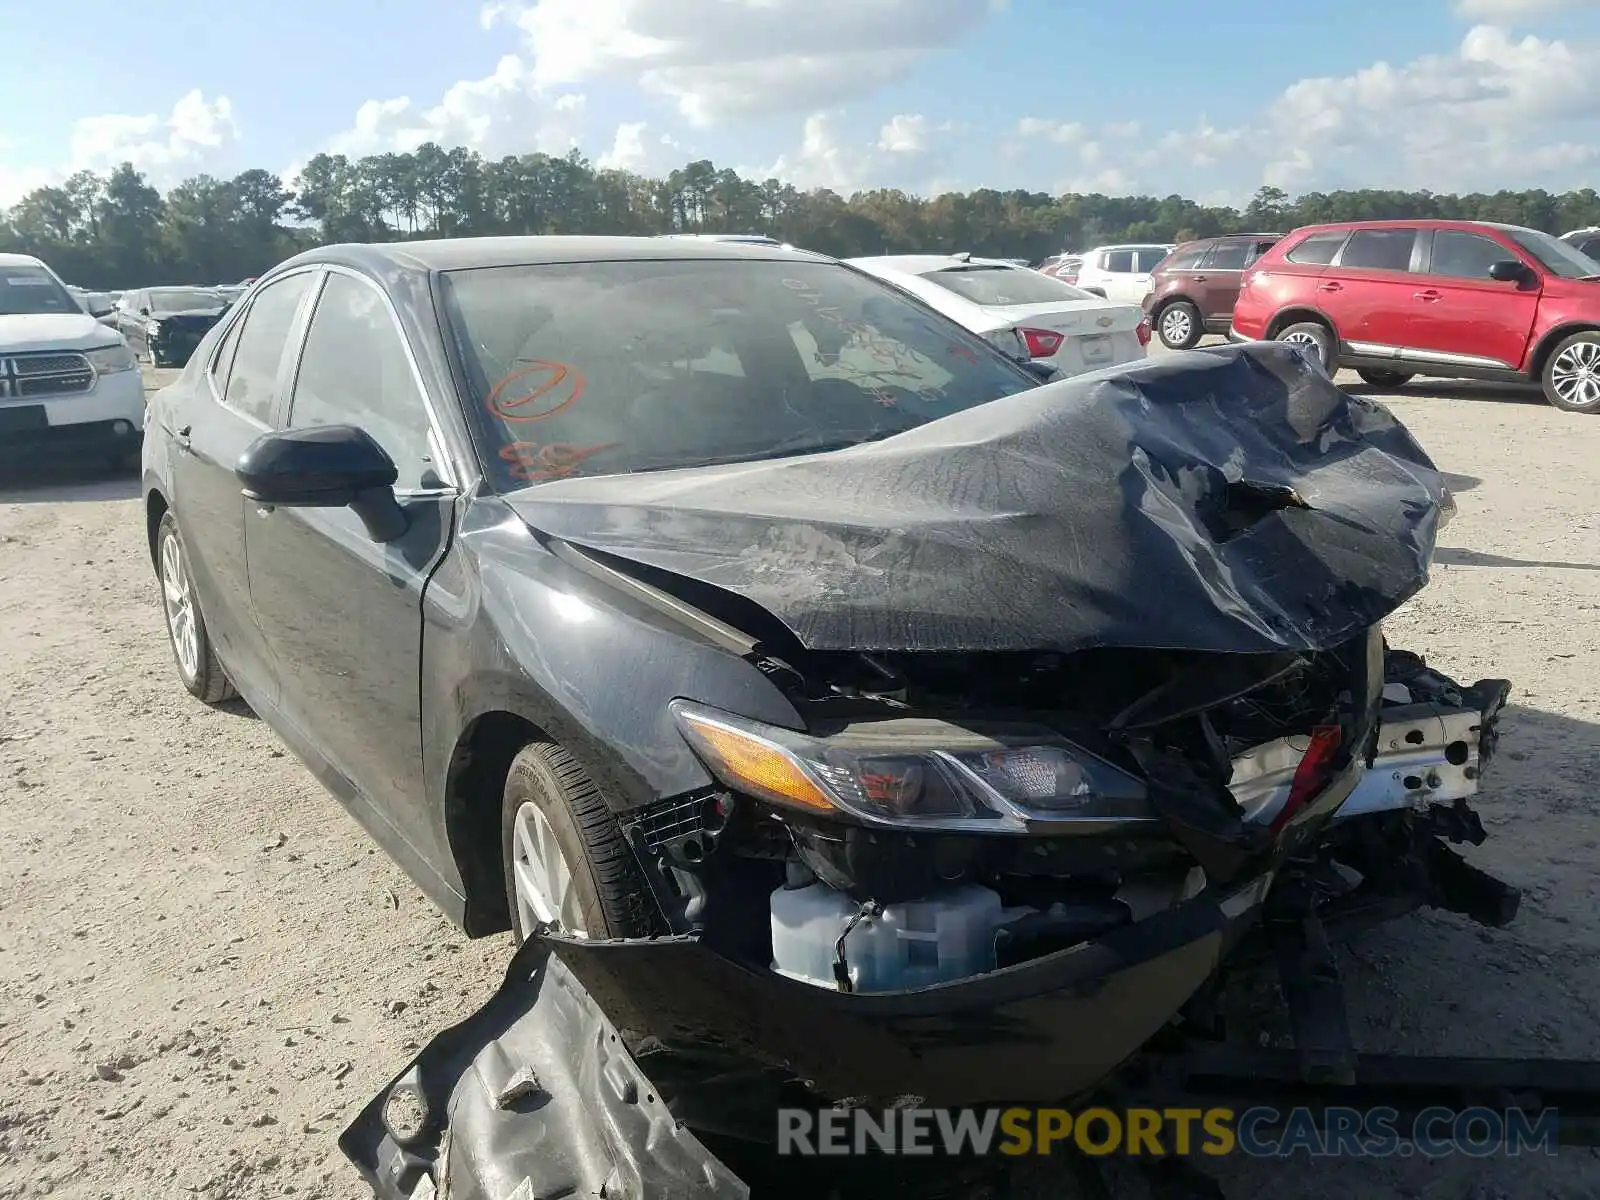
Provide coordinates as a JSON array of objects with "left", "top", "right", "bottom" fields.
[
  {"left": 1542, "top": 331, "right": 1600, "bottom": 413},
  {"left": 1357, "top": 368, "right": 1414, "bottom": 389},
  {"left": 1275, "top": 320, "right": 1336, "bottom": 372},
  {"left": 156, "top": 512, "right": 237, "bottom": 704},
  {"left": 500, "top": 741, "right": 661, "bottom": 943},
  {"left": 1156, "top": 300, "right": 1203, "bottom": 350}
]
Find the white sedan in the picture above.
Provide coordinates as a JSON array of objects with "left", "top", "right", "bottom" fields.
[{"left": 847, "top": 254, "right": 1150, "bottom": 379}]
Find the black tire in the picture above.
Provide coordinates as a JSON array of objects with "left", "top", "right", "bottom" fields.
[
  {"left": 155, "top": 511, "right": 237, "bottom": 705},
  {"left": 1540, "top": 330, "right": 1600, "bottom": 413},
  {"left": 1356, "top": 368, "right": 1414, "bottom": 389},
  {"left": 1155, "top": 299, "right": 1203, "bottom": 350},
  {"left": 1274, "top": 320, "right": 1336, "bottom": 372},
  {"left": 500, "top": 741, "right": 660, "bottom": 943}
]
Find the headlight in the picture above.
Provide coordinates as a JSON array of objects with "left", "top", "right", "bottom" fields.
[
  {"left": 85, "top": 343, "right": 136, "bottom": 374},
  {"left": 670, "top": 701, "right": 1154, "bottom": 833}
]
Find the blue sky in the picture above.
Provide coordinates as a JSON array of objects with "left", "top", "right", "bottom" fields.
[{"left": 2, "top": 0, "right": 1598, "bottom": 207}]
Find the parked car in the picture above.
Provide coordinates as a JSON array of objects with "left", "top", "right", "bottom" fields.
[
  {"left": 1561, "top": 227, "right": 1600, "bottom": 259},
  {"left": 847, "top": 253, "right": 1149, "bottom": 377},
  {"left": 1072, "top": 244, "right": 1174, "bottom": 303},
  {"left": 1142, "top": 233, "right": 1281, "bottom": 349},
  {"left": 116, "top": 286, "right": 232, "bottom": 367},
  {"left": 1229, "top": 219, "right": 1600, "bottom": 412},
  {"left": 1035, "top": 253, "right": 1083, "bottom": 281},
  {"left": 0, "top": 252, "right": 143, "bottom": 469}
]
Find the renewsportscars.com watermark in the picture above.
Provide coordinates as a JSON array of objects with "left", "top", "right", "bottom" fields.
[{"left": 777, "top": 1106, "right": 1561, "bottom": 1159}]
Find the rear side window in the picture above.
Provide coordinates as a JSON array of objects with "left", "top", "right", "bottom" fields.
[
  {"left": 1285, "top": 232, "right": 1349, "bottom": 265},
  {"left": 1338, "top": 229, "right": 1417, "bottom": 272},
  {"left": 1429, "top": 231, "right": 1514, "bottom": 280},
  {"left": 1133, "top": 248, "right": 1169, "bottom": 272},
  {"left": 1245, "top": 239, "right": 1278, "bottom": 265},
  {"left": 438, "top": 258, "right": 1034, "bottom": 489},
  {"left": 1102, "top": 250, "right": 1134, "bottom": 272},
  {"left": 1202, "top": 242, "right": 1251, "bottom": 270},
  {"left": 221, "top": 272, "right": 314, "bottom": 425},
  {"left": 921, "top": 265, "right": 1096, "bottom": 306},
  {"left": 1163, "top": 246, "right": 1209, "bottom": 271},
  {"left": 288, "top": 274, "right": 438, "bottom": 489},
  {"left": 209, "top": 315, "right": 245, "bottom": 394}
]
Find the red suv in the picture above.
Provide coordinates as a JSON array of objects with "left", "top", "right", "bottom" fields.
[{"left": 1229, "top": 220, "right": 1600, "bottom": 412}]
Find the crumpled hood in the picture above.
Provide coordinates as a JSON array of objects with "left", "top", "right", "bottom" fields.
[
  {"left": 0, "top": 312, "right": 112, "bottom": 352},
  {"left": 505, "top": 342, "right": 1445, "bottom": 655}
]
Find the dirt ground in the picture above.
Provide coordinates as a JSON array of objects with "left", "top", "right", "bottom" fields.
[{"left": 2, "top": 355, "right": 1598, "bottom": 1200}]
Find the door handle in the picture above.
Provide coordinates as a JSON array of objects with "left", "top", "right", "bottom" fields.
[
  {"left": 1193, "top": 275, "right": 1208, "bottom": 282},
  {"left": 1317, "top": 282, "right": 1342, "bottom": 293},
  {"left": 174, "top": 424, "right": 192, "bottom": 453},
  {"left": 1414, "top": 290, "right": 1442, "bottom": 302}
]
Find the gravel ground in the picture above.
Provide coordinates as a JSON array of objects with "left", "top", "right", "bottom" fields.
[{"left": 2, "top": 356, "right": 1598, "bottom": 1199}]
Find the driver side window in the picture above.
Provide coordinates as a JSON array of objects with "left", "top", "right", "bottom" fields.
[{"left": 286, "top": 273, "right": 439, "bottom": 490}]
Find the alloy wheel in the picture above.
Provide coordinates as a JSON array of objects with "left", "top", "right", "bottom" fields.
[
  {"left": 510, "top": 801, "right": 589, "bottom": 938},
  {"left": 1160, "top": 307, "right": 1192, "bottom": 346},
  {"left": 1550, "top": 341, "right": 1600, "bottom": 409},
  {"left": 160, "top": 532, "right": 199, "bottom": 682}
]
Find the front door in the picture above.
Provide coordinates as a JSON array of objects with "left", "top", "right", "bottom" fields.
[
  {"left": 243, "top": 269, "right": 456, "bottom": 847},
  {"left": 1405, "top": 228, "right": 1542, "bottom": 372},
  {"left": 168, "top": 270, "right": 317, "bottom": 704}
]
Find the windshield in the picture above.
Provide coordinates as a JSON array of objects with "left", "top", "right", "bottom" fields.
[
  {"left": 150, "top": 288, "right": 223, "bottom": 314},
  {"left": 0, "top": 265, "right": 79, "bottom": 316},
  {"left": 920, "top": 264, "right": 1098, "bottom": 306},
  {"left": 439, "top": 258, "right": 1037, "bottom": 489},
  {"left": 1507, "top": 228, "right": 1600, "bottom": 279}
]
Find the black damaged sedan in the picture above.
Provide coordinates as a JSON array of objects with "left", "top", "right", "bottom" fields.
[{"left": 140, "top": 236, "right": 1514, "bottom": 1197}]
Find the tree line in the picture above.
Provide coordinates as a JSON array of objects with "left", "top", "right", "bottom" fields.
[{"left": 4, "top": 143, "right": 1598, "bottom": 289}]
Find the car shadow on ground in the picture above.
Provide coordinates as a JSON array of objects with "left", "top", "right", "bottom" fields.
[
  {"left": 0, "top": 459, "right": 141, "bottom": 505},
  {"left": 1346, "top": 380, "right": 1548, "bottom": 407},
  {"left": 1435, "top": 545, "right": 1600, "bottom": 571}
]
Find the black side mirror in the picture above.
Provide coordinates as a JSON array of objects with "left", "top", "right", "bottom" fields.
[
  {"left": 1488, "top": 260, "right": 1534, "bottom": 284},
  {"left": 1017, "top": 359, "right": 1058, "bottom": 382},
  {"left": 237, "top": 425, "right": 408, "bottom": 542}
]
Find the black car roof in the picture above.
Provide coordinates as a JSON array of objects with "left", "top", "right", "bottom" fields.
[{"left": 278, "top": 235, "right": 832, "bottom": 277}]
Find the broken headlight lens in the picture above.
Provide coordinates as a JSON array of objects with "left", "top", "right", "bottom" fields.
[{"left": 670, "top": 701, "right": 1154, "bottom": 832}]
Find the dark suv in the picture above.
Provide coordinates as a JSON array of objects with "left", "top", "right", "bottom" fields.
[{"left": 1142, "top": 233, "right": 1281, "bottom": 349}]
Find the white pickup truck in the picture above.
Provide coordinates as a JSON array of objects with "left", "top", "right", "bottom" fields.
[{"left": 0, "top": 252, "right": 145, "bottom": 470}]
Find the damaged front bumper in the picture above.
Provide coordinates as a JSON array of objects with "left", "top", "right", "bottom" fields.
[{"left": 343, "top": 869, "right": 1277, "bottom": 1200}]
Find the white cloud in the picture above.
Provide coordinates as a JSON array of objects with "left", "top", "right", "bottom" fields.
[
  {"left": 501, "top": 0, "right": 1001, "bottom": 126},
  {"left": 762, "top": 111, "right": 863, "bottom": 191},
  {"left": 1014, "top": 23, "right": 1600, "bottom": 200},
  {"left": 0, "top": 90, "right": 237, "bottom": 207},
  {"left": 1454, "top": 0, "right": 1599, "bottom": 18},
  {"left": 877, "top": 114, "right": 928, "bottom": 154},
  {"left": 597, "top": 121, "right": 650, "bottom": 170},
  {"left": 328, "top": 55, "right": 586, "bottom": 159},
  {"left": 1016, "top": 118, "right": 1085, "bottom": 144}
]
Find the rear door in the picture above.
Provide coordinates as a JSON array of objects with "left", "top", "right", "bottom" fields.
[
  {"left": 1320, "top": 227, "right": 1423, "bottom": 353},
  {"left": 167, "top": 270, "right": 318, "bottom": 704},
  {"left": 1192, "top": 239, "right": 1252, "bottom": 327},
  {"left": 243, "top": 267, "right": 458, "bottom": 838},
  {"left": 1116, "top": 247, "right": 1167, "bottom": 305},
  {"left": 1406, "top": 228, "right": 1541, "bottom": 371}
]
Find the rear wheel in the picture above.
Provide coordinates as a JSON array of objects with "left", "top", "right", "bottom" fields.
[
  {"left": 156, "top": 512, "right": 237, "bottom": 704},
  {"left": 1356, "top": 368, "right": 1414, "bottom": 389},
  {"left": 1541, "top": 331, "right": 1600, "bottom": 413},
  {"left": 1156, "top": 300, "right": 1203, "bottom": 350},
  {"left": 500, "top": 741, "right": 661, "bottom": 944},
  {"left": 1275, "top": 320, "right": 1335, "bottom": 372}
]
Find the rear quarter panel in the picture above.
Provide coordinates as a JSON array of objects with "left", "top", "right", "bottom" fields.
[{"left": 1232, "top": 248, "right": 1329, "bottom": 338}]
